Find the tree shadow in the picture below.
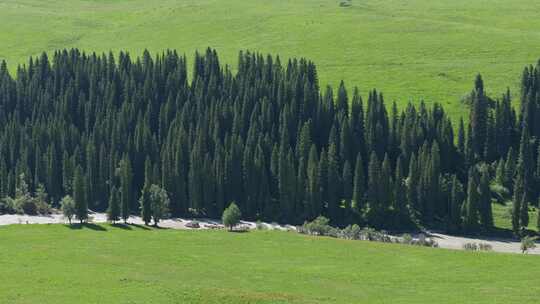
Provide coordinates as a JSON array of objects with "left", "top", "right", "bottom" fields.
[
  {"left": 128, "top": 223, "right": 152, "bottom": 231},
  {"left": 64, "top": 223, "right": 107, "bottom": 231},
  {"left": 229, "top": 229, "right": 250, "bottom": 233},
  {"left": 111, "top": 223, "right": 133, "bottom": 230}
]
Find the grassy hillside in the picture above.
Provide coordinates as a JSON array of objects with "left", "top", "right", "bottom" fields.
[
  {"left": 1, "top": 224, "right": 539, "bottom": 303},
  {"left": 493, "top": 203, "right": 539, "bottom": 233},
  {"left": 2, "top": 0, "right": 540, "bottom": 119}
]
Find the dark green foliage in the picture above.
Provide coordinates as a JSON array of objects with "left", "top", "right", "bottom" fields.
[
  {"left": 352, "top": 153, "right": 365, "bottom": 216},
  {"left": 73, "top": 165, "right": 87, "bottom": 223},
  {"left": 139, "top": 183, "right": 152, "bottom": 225},
  {"left": 478, "top": 168, "right": 493, "bottom": 229},
  {"left": 106, "top": 186, "right": 120, "bottom": 224},
  {"left": 463, "top": 167, "right": 480, "bottom": 232},
  {"left": 0, "top": 48, "right": 538, "bottom": 231},
  {"left": 119, "top": 156, "right": 133, "bottom": 223},
  {"left": 448, "top": 175, "right": 464, "bottom": 232}
]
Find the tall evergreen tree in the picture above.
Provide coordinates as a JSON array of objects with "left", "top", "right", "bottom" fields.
[
  {"left": 478, "top": 168, "right": 493, "bottom": 229},
  {"left": 73, "top": 165, "right": 87, "bottom": 224},
  {"left": 107, "top": 186, "right": 120, "bottom": 224},
  {"left": 352, "top": 153, "right": 365, "bottom": 215},
  {"left": 119, "top": 155, "right": 133, "bottom": 223},
  {"left": 463, "top": 167, "right": 480, "bottom": 232}
]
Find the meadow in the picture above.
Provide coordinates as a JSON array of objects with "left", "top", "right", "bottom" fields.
[
  {"left": 0, "top": 224, "right": 539, "bottom": 304},
  {"left": 2, "top": 0, "right": 540, "bottom": 119}
]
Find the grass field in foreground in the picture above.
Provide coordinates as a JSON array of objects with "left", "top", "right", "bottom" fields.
[
  {"left": 0, "top": 224, "right": 539, "bottom": 304},
  {"left": 2, "top": 0, "right": 540, "bottom": 120}
]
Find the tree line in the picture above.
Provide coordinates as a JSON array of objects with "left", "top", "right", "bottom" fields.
[{"left": 0, "top": 48, "right": 538, "bottom": 234}]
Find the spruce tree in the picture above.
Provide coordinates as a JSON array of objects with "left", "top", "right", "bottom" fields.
[
  {"left": 367, "top": 152, "right": 382, "bottom": 224},
  {"left": 119, "top": 155, "right": 133, "bottom": 223},
  {"left": 457, "top": 118, "right": 465, "bottom": 155},
  {"left": 513, "top": 169, "right": 524, "bottom": 234},
  {"left": 342, "top": 160, "right": 353, "bottom": 223},
  {"left": 139, "top": 183, "right": 152, "bottom": 225},
  {"left": 407, "top": 153, "right": 420, "bottom": 216},
  {"left": 307, "top": 145, "right": 321, "bottom": 219},
  {"left": 73, "top": 165, "right": 88, "bottom": 224},
  {"left": 449, "top": 175, "right": 463, "bottom": 232},
  {"left": 393, "top": 156, "right": 408, "bottom": 225},
  {"left": 352, "top": 153, "right": 365, "bottom": 215},
  {"left": 327, "top": 143, "right": 341, "bottom": 223},
  {"left": 478, "top": 169, "right": 493, "bottom": 229},
  {"left": 463, "top": 167, "right": 479, "bottom": 232},
  {"left": 537, "top": 198, "right": 540, "bottom": 233},
  {"left": 107, "top": 186, "right": 120, "bottom": 224}
]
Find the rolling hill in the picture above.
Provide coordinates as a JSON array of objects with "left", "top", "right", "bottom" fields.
[{"left": 2, "top": 0, "right": 540, "bottom": 119}]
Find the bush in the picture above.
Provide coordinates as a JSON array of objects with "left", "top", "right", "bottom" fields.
[
  {"left": 463, "top": 242, "right": 492, "bottom": 251},
  {"left": 521, "top": 236, "right": 538, "bottom": 254},
  {"left": 301, "top": 216, "right": 331, "bottom": 235},
  {"left": 19, "top": 199, "right": 38, "bottom": 215},
  {"left": 298, "top": 217, "right": 437, "bottom": 247},
  {"left": 463, "top": 242, "right": 478, "bottom": 251},
  {"left": 478, "top": 243, "right": 493, "bottom": 251},
  {"left": 341, "top": 224, "right": 362, "bottom": 240},
  {"left": 401, "top": 233, "right": 413, "bottom": 244},
  {"left": 0, "top": 178, "right": 51, "bottom": 215},
  {"left": 256, "top": 220, "right": 266, "bottom": 230}
]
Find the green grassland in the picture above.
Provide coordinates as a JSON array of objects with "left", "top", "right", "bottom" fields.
[
  {"left": 2, "top": 0, "right": 540, "bottom": 119},
  {"left": 0, "top": 224, "right": 539, "bottom": 304},
  {"left": 493, "top": 203, "right": 538, "bottom": 233}
]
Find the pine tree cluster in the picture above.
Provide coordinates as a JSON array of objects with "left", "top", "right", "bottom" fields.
[{"left": 0, "top": 48, "right": 537, "bottom": 232}]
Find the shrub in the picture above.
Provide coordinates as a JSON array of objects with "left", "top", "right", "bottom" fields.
[
  {"left": 401, "top": 233, "right": 413, "bottom": 244},
  {"left": 463, "top": 242, "right": 492, "bottom": 251},
  {"left": 18, "top": 199, "right": 38, "bottom": 215},
  {"left": 298, "top": 217, "right": 437, "bottom": 247},
  {"left": 341, "top": 224, "right": 362, "bottom": 240},
  {"left": 478, "top": 243, "right": 493, "bottom": 251},
  {"left": 301, "top": 216, "right": 331, "bottom": 235},
  {"left": 521, "top": 236, "right": 538, "bottom": 254},
  {"left": 256, "top": 220, "right": 266, "bottom": 230},
  {"left": 463, "top": 242, "right": 478, "bottom": 251}
]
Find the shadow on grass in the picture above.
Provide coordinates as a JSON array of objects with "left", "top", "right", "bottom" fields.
[
  {"left": 228, "top": 229, "right": 250, "bottom": 233},
  {"left": 110, "top": 223, "right": 133, "bottom": 230},
  {"left": 64, "top": 223, "right": 107, "bottom": 231},
  {"left": 109, "top": 223, "right": 156, "bottom": 231},
  {"left": 129, "top": 223, "right": 153, "bottom": 230}
]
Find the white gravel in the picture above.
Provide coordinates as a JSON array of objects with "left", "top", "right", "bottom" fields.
[
  {"left": 1, "top": 213, "right": 537, "bottom": 254},
  {"left": 0, "top": 212, "right": 295, "bottom": 231},
  {"left": 424, "top": 232, "right": 540, "bottom": 255}
]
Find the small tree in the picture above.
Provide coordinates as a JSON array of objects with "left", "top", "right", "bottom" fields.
[
  {"left": 107, "top": 186, "right": 120, "bottom": 224},
  {"left": 222, "top": 202, "right": 242, "bottom": 231},
  {"left": 61, "top": 195, "right": 76, "bottom": 224},
  {"left": 520, "top": 236, "right": 537, "bottom": 254},
  {"left": 149, "top": 185, "right": 169, "bottom": 227}
]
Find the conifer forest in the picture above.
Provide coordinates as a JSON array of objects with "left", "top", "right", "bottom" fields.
[{"left": 0, "top": 48, "right": 538, "bottom": 234}]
